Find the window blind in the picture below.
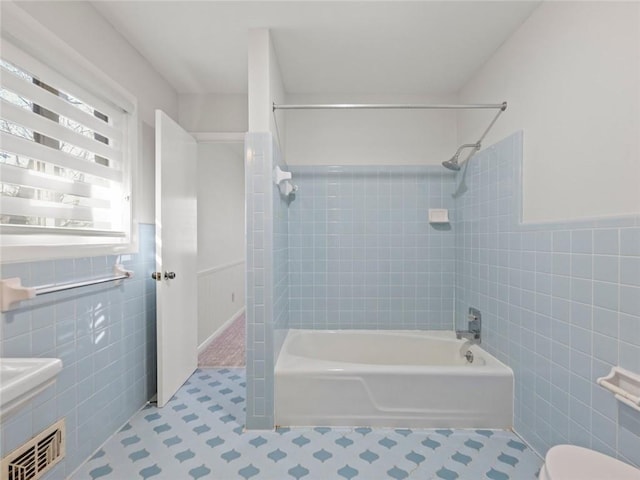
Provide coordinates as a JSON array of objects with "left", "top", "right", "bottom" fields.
[{"left": 0, "top": 41, "right": 130, "bottom": 237}]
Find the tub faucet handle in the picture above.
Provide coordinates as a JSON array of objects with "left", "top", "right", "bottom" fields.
[{"left": 467, "top": 308, "right": 482, "bottom": 342}]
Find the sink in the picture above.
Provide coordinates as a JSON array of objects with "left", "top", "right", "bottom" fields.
[{"left": 0, "top": 358, "right": 63, "bottom": 420}]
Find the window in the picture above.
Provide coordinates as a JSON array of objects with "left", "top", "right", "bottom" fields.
[{"left": 0, "top": 20, "right": 137, "bottom": 261}]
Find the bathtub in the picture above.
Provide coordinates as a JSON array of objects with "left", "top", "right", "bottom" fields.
[{"left": 275, "top": 329, "right": 513, "bottom": 429}]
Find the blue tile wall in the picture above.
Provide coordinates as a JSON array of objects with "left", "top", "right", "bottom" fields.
[
  {"left": 273, "top": 142, "right": 290, "bottom": 356},
  {"left": 288, "top": 166, "right": 456, "bottom": 330},
  {"left": 0, "top": 223, "right": 157, "bottom": 478},
  {"left": 245, "top": 133, "right": 289, "bottom": 430},
  {"left": 453, "top": 131, "right": 640, "bottom": 467}
]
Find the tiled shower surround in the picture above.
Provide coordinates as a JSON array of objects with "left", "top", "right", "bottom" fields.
[
  {"left": 454, "top": 132, "right": 640, "bottom": 466},
  {"left": 247, "top": 131, "right": 640, "bottom": 468},
  {"left": 245, "top": 133, "right": 289, "bottom": 429},
  {"left": 0, "top": 224, "right": 157, "bottom": 478},
  {"left": 288, "top": 166, "right": 456, "bottom": 330}
]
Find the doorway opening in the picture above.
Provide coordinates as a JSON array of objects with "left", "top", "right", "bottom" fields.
[{"left": 195, "top": 141, "right": 246, "bottom": 368}]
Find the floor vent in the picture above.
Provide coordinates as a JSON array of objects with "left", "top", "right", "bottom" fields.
[{"left": 1, "top": 419, "right": 65, "bottom": 480}]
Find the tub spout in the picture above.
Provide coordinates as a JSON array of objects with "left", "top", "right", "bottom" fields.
[{"left": 456, "top": 330, "right": 480, "bottom": 343}]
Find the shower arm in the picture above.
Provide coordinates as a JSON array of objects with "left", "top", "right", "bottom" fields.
[
  {"left": 456, "top": 102, "right": 507, "bottom": 168},
  {"left": 454, "top": 143, "right": 481, "bottom": 158}
]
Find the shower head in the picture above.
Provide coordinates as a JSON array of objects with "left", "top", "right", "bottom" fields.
[
  {"left": 442, "top": 154, "right": 462, "bottom": 171},
  {"left": 442, "top": 143, "right": 481, "bottom": 171}
]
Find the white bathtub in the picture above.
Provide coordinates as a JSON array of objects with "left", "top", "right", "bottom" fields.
[{"left": 275, "top": 329, "right": 513, "bottom": 429}]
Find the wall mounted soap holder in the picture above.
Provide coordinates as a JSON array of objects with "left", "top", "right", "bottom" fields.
[
  {"left": 428, "top": 208, "right": 450, "bottom": 224},
  {"left": 597, "top": 366, "right": 640, "bottom": 412}
]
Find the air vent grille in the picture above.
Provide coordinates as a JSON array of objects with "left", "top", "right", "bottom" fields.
[{"left": 1, "top": 419, "right": 65, "bottom": 480}]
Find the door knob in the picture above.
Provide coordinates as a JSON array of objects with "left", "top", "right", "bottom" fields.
[
  {"left": 151, "top": 272, "right": 161, "bottom": 280},
  {"left": 164, "top": 271, "right": 176, "bottom": 280}
]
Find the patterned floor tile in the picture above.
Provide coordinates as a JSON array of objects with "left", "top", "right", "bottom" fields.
[{"left": 71, "top": 369, "right": 542, "bottom": 479}]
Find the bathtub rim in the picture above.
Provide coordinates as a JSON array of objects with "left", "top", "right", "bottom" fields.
[{"left": 275, "top": 328, "right": 514, "bottom": 377}]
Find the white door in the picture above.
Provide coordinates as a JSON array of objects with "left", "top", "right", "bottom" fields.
[{"left": 155, "top": 110, "right": 198, "bottom": 407}]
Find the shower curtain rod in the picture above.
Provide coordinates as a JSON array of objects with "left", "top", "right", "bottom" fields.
[{"left": 273, "top": 102, "right": 507, "bottom": 111}]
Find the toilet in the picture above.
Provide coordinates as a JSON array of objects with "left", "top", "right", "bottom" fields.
[{"left": 539, "top": 445, "right": 640, "bottom": 480}]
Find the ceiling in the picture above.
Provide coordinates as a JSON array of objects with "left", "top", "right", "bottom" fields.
[{"left": 92, "top": 1, "right": 540, "bottom": 95}]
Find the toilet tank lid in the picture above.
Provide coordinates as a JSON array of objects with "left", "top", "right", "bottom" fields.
[{"left": 545, "top": 445, "right": 639, "bottom": 480}]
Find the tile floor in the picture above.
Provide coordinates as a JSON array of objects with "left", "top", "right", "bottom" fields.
[{"left": 71, "top": 369, "right": 542, "bottom": 479}]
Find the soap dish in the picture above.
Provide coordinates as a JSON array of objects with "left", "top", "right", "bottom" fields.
[
  {"left": 597, "top": 366, "right": 640, "bottom": 412},
  {"left": 428, "top": 208, "right": 450, "bottom": 224}
]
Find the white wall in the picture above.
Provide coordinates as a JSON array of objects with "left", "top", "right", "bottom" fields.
[
  {"left": 179, "top": 93, "right": 247, "bottom": 133},
  {"left": 269, "top": 35, "right": 286, "bottom": 148},
  {"left": 197, "top": 143, "right": 245, "bottom": 346},
  {"left": 197, "top": 144, "right": 245, "bottom": 270},
  {"left": 248, "top": 28, "right": 286, "bottom": 146},
  {"left": 284, "top": 93, "right": 459, "bottom": 165},
  {"left": 458, "top": 1, "right": 640, "bottom": 222},
  {"left": 13, "top": 1, "right": 179, "bottom": 224},
  {"left": 249, "top": 31, "right": 459, "bottom": 167},
  {"left": 198, "top": 263, "right": 245, "bottom": 348}
]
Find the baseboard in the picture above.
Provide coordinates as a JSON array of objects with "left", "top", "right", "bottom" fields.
[{"left": 198, "top": 307, "right": 245, "bottom": 355}]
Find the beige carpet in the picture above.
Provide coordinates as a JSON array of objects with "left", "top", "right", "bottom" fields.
[{"left": 198, "top": 312, "right": 245, "bottom": 367}]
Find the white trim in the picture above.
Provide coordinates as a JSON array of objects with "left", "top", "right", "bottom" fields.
[
  {"left": 197, "top": 307, "right": 245, "bottom": 355},
  {"left": 0, "top": 225, "right": 124, "bottom": 237},
  {"left": 197, "top": 259, "right": 244, "bottom": 277},
  {"left": 0, "top": 233, "right": 135, "bottom": 264},
  {"left": 191, "top": 132, "right": 245, "bottom": 143}
]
